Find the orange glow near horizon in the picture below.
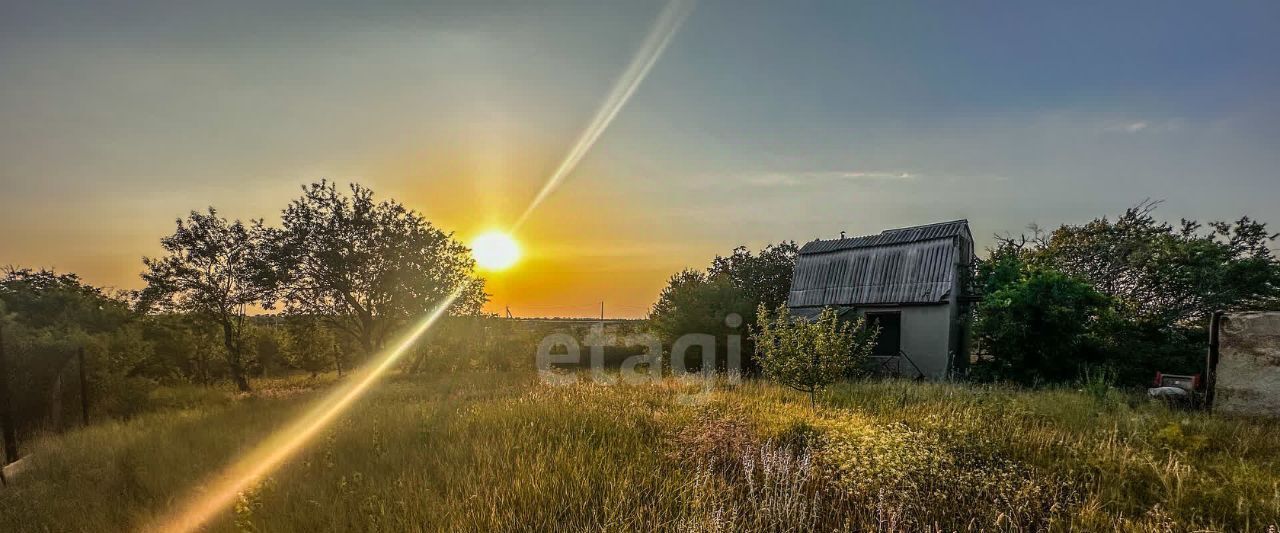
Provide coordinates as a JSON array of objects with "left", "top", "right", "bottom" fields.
[{"left": 147, "top": 2, "right": 695, "bottom": 530}]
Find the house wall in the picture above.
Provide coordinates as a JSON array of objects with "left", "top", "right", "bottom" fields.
[
  {"left": 1215, "top": 312, "right": 1280, "bottom": 417},
  {"left": 856, "top": 304, "right": 953, "bottom": 379}
]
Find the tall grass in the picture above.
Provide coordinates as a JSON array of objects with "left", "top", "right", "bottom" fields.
[{"left": 2, "top": 369, "right": 1278, "bottom": 531}]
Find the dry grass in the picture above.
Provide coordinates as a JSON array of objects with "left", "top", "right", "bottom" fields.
[{"left": 2, "top": 369, "right": 1278, "bottom": 532}]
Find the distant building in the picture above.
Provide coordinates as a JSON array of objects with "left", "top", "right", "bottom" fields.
[{"left": 786, "top": 220, "right": 975, "bottom": 379}]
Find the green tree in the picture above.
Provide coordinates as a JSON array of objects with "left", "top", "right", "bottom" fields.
[
  {"left": 981, "top": 202, "right": 1280, "bottom": 383},
  {"left": 650, "top": 242, "right": 799, "bottom": 371},
  {"left": 753, "top": 305, "right": 875, "bottom": 408},
  {"left": 140, "top": 209, "right": 273, "bottom": 392},
  {"left": 269, "top": 182, "right": 488, "bottom": 356},
  {"left": 283, "top": 318, "right": 339, "bottom": 377},
  {"left": 0, "top": 268, "right": 145, "bottom": 430},
  {"left": 0, "top": 268, "right": 131, "bottom": 335},
  {"left": 648, "top": 270, "right": 749, "bottom": 347},
  {"left": 709, "top": 242, "right": 799, "bottom": 312},
  {"left": 972, "top": 265, "right": 1111, "bottom": 384},
  {"left": 1032, "top": 201, "right": 1280, "bottom": 324}
]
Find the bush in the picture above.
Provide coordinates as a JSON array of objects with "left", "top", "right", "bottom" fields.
[
  {"left": 972, "top": 267, "right": 1111, "bottom": 384},
  {"left": 977, "top": 203, "right": 1280, "bottom": 385},
  {"left": 283, "top": 319, "right": 339, "bottom": 377},
  {"left": 648, "top": 271, "right": 750, "bottom": 371},
  {"left": 408, "top": 315, "right": 546, "bottom": 373},
  {"left": 753, "top": 306, "right": 875, "bottom": 407},
  {"left": 650, "top": 243, "right": 798, "bottom": 373}
]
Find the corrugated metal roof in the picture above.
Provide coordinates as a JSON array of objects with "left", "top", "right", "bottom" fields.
[
  {"left": 788, "top": 220, "right": 971, "bottom": 307},
  {"left": 799, "top": 219, "right": 970, "bottom": 255},
  {"left": 788, "top": 306, "right": 858, "bottom": 321}
]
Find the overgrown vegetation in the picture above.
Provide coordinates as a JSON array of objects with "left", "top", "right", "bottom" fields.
[
  {"left": 2, "top": 365, "right": 1276, "bottom": 531},
  {"left": 648, "top": 242, "right": 798, "bottom": 371},
  {"left": 5, "top": 197, "right": 1280, "bottom": 530},
  {"left": 0, "top": 182, "right": 486, "bottom": 440},
  {"left": 754, "top": 305, "right": 875, "bottom": 407},
  {"left": 973, "top": 201, "right": 1280, "bottom": 384}
]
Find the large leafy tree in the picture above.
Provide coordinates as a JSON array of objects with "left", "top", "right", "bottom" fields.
[
  {"left": 709, "top": 242, "right": 799, "bottom": 312},
  {"left": 649, "top": 242, "right": 799, "bottom": 371},
  {"left": 270, "top": 181, "right": 487, "bottom": 355},
  {"left": 648, "top": 270, "right": 749, "bottom": 350},
  {"left": 976, "top": 202, "right": 1280, "bottom": 383},
  {"left": 140, "top": 209, "right": 273, "bottom": 392},
  {"left": 1020, "top": 201, "right": 1280, "bottom": 325}
]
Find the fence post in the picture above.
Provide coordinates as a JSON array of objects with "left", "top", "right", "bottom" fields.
[
  {"left": 1204, "top": 310, "right": 1224, "bottom": 410},
  {"left": 0, "top": 325, "right": 19, "bottom": 465},
  {"left": 78, "top": 347, "right": 89, "bottom": 427}
]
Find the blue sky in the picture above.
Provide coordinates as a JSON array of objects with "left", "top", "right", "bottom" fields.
[{"left": 2, "top": 0, "right": 1277, "bottom": 316}]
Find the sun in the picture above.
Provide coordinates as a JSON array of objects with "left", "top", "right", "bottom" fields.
[{"left": 470, "top": 231, "right": 521, "bottom": 271}]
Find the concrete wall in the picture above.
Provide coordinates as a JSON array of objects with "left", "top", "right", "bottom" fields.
[
  {"left": 856, "top": 304, "right": 952, "bottom": 379},
  {"left": 1216, "top": 312, "right": 1280, "bottom": 417}
]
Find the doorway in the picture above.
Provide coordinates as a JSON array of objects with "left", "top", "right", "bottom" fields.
[{"left": 865, "top": 311, "right": 902, "bottom": 356}]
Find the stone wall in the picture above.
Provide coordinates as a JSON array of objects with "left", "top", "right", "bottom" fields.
[{"left": 1216, "top": 312, "right": 1280, "bottom": 417}]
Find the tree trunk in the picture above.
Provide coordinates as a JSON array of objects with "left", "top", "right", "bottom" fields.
[
  {"left": 334, "top": 342, "right": 345, "bottom": 377},
  {"left": 231, "top": 369, "right": 251, "bottom": 392},
  {"left": 0, "top": 326, "right": 20, "bottom": 465},
  {"left": 221, "top": 321, "right": 252, "bottom": 392},
  {"left": 78, "top": 347, "right": 90, "bottom": 427},
  {"left": 359, "top": 328, "right": 375, "bottom": 358}
]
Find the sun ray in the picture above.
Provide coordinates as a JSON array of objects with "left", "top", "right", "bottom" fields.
[
  {"left": 146, "top": 2, "right": 695, "bottom": 530},
  {"left": 148, "top": 288, "right": 462, "bottom": 533},
  {"left": 512, "top": 0, "right": 695, "bottom": 231}
]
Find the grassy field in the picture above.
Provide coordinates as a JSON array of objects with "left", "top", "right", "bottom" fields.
[{"left": 2, "top": 369, "right": 1279, "bottom": 532}]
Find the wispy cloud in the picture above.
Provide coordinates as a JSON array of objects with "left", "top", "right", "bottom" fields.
[
  {"left": 744, "top": 170, "right": 917, "bottom": 187},
  {"left": 1105, "top": 118, "right": 1184, "bottom": 134}
]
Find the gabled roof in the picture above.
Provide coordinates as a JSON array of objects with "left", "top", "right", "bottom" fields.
[
  {"left": 798, "top": 219, "right": 971, "bottom": 255},
  {"left": 788, "top": 220, "right": 972, "bottom": 307}
]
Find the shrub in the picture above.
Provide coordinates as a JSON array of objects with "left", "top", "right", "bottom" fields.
[
  {"left": 752, "top": 306, "right": 875, "bottom": 408},
  {"left": 978, "top": 203, "right": 1280, "bottom": 385},
  {"left": 972, "top": 266, "right": 1111, "bottom": 384},
  {"left": 648, "top": 271, "right": 749, "bottom": 371},
  {"left": 650, "top": 242, "right": 799, "bottom": 373}
]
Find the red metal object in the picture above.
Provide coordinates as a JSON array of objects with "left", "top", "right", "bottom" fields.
[{"left": 1154, "top": 372, "right": 1200, "bottom": 392}]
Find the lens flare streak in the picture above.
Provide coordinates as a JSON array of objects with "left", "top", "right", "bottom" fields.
[
  {"left": 148, "top": 2, "right": 696, "bottom": 530},
  {"left": 513, "top": 0, "right": 695, "bottom": 230},
  {"left": 150, "top": 289, "right": 462, "bottom": 533}
]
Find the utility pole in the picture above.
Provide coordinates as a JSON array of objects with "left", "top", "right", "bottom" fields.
[
  {"left": 0, "top": 325, "right": 19, "bottom": 466},
  {"left": 78, "top": 347, "right": 90, "bottom": 427},
  {"left": 600, "top": 301, "right": 604, "bottom": 321}
]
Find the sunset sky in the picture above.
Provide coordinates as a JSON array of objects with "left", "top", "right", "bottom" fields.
[{"left": 3, "top": 0, "right": 1279, "bottom": 318}]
